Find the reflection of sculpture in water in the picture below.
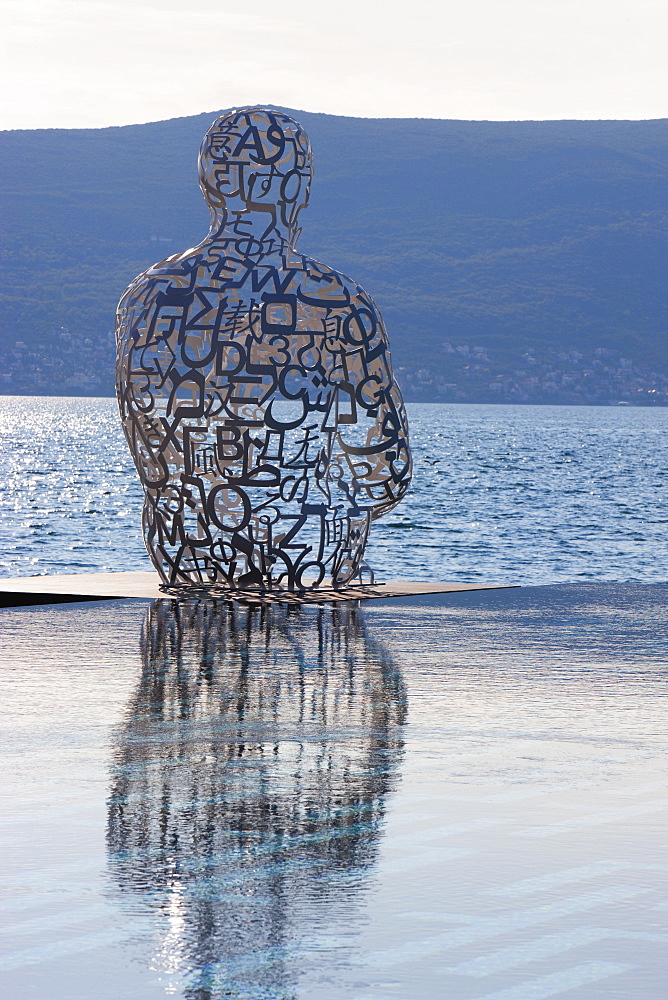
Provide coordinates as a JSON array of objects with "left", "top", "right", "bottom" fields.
[
  {"left": 116, "top": 107, "right": 411, "bottom": 593},
  {"left": 107, "top": 599, "right": 406, "bottom": 997}
]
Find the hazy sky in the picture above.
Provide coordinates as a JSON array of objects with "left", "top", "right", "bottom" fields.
[{"left": 1, "top": 0, "right": 666, "bottom": 129}]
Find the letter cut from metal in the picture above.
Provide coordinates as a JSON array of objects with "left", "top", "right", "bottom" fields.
[{"left": 116, "top": 107, "right": 412, "bottom": 594}]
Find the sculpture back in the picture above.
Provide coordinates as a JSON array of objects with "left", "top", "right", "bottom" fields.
[{"left": 116, "top": 107, "right": 411, "bottom": 594}]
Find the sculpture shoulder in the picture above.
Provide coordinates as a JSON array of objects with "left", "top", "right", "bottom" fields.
[
  {"left": 116, "top": 244, "right": 385, "bottom": 336},
  {"left": 117, "top": 245, "right": 205, "bottom": 314},
  {"left": 296, "top": 254, "right": 385, "bottom": 324}
]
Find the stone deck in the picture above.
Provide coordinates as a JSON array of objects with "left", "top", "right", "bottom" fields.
[{"left": 0, "top": 571, "right": 517, "bottom": 607}]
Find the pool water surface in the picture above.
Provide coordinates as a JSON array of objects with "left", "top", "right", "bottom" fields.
[{"left": 1, "top": 583, "right": 666, "bottom": 999}]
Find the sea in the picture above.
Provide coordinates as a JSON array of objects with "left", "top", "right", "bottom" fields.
[{"left": 0, "top": 396, "right": 666, "bottom": 586}]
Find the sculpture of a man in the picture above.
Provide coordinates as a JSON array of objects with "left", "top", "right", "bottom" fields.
[{"left": 116, "top": 107, "right": 411, "bottom": 592}]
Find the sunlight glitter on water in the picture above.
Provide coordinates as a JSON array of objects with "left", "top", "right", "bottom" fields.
[{"left": 0, "top": 396, "right": 666, "bottom": 585}]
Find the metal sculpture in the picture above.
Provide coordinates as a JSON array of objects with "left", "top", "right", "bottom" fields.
[{"left": 116, "top": 107, "right": 411, "bottom": 593}]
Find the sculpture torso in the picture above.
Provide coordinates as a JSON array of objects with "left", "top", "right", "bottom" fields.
[{"left": 116, "top": 108, "right": 411, "bottom": 591}]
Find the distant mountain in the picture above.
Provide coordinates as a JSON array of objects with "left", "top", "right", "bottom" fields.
[{"left": 1, "top": 109, "right": 666, "bottom": 403}]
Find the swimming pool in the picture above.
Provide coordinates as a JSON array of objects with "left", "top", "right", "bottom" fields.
[{"left": 1, "top": 583, "right": 666, "bottom": 999}]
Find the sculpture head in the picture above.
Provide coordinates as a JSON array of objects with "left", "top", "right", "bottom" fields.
[{"left": 199, "top": 107, "right": 313, "bottom": 244}]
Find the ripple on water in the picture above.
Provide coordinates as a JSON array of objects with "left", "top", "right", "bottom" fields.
[{"left": 0, "top": 397, "right": 667, "bottom": 584}]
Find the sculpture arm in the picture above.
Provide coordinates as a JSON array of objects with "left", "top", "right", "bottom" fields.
[{"left": 330, "top": 287, "right": 412, "bottom": 520}]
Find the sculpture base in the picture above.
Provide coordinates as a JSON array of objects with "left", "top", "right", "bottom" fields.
[{"left": 0, "top": 571, "right": 517, "bottom": 607}]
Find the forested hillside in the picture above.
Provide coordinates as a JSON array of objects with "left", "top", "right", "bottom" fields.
[{"left": 1, "top": 109, "right": 666, "bottom": 402}]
